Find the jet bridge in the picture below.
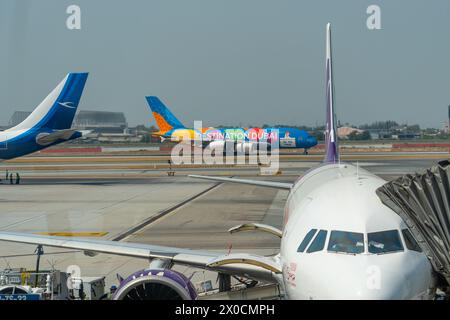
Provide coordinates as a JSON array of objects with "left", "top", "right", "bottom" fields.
[{"left": 376, "top": 160, "right": 450, "bottom": 288}]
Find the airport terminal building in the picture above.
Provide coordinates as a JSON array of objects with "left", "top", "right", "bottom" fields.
[{"left": 73, "top": 110, "right": 127, "bottom": 134}]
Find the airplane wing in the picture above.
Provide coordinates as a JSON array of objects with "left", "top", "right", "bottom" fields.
[
  {"left": 0, "top": 232, "right": 281, "bottom": 282},
  {"left": 150, "top": 132, "right": 171, "bottom": 138},
  {"left": 151, "top": 134, "right": 209, "bottom": 146},
  {"left": 189, "top": 175, "right": 293, "bottom": 190},
  {"left": 150, "top": 132, "right": 172, "bottom": 143}
]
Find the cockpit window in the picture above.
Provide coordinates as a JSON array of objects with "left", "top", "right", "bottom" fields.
[
  {"left": 368, "top": 230, "right": 404, "bottom": 254},
  {"left": 307, "top": 230, "right": 327, "bottom": 253},
  {"left": 402, "top": 229, "right": 422, "bottom": 252},
  {"left": 297, "top": 229, "right": 317, "bottom": 252},
  {"left": 328, "top": 231, "right": 365, "bottom": 254}
]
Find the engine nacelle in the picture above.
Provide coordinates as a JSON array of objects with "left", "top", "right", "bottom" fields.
[
  {"left": 237, "top": 142, "right": 260, "bottom": 154},
  {"left": 237, "top": 141, "right": 270, "bottom": 154},
  {"left": 207, "top": 141, "right": 270, "bottom": 155},
  {"left": 113, "top": 269, "right": 197, "bottom": 300},
  {"left": 207, "top": 140, "right": 226, "bottom": 151}
]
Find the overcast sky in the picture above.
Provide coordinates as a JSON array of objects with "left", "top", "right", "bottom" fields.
[{"left": 0, "top": 0, "right": 449, "bottom": 128}]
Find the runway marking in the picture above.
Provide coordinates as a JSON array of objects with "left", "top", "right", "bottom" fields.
[
  {"left": 111, "top": 181, "right": 223, "bottom": 242},
  {"left": 262, "top": 189, "right": 289, "bottom": 228},
  {"left": 0, "top": 213, "right": 49, "bottom": 231},
  {"left": 36, "top": 232, "right": 108, "bottom": 237}
]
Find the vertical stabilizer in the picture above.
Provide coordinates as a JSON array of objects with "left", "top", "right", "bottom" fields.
[
  {"left": 324, "top": 23, "right": 339, "bottom": 163},
  {"left": 145, "top": 96, "right": 185, "bottom": 133},
  {"left": 12, "top": 73, "right": 88, "bottom": 131}
]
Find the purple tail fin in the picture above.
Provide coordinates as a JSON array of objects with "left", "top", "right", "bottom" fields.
[{"left": 324, "top": 23, "right": 339, "bottom": 163}]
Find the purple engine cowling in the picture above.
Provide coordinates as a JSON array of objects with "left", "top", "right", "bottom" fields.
[{"left": 112, "top": 269, "right": 197, "bottom": 300}]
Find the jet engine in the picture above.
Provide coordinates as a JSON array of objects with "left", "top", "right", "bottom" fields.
[
  {"left": 207, "top": 140, "right": 226, "bottom": 152},
  {"left": 207, "top": 141, "right": 270, "bottom": 155},
  {"left": 112, "top": 269, "right": 197, "bottom": 300},
  {"left": 236, "top": 141, "right": 270, "bottom": 154}
]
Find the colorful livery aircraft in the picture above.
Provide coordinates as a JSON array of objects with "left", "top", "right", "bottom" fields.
[
  {"left": 0, "top": 25, "right": 436, "bottom": 299},
  {"left": 0, "top": 73, "right": 89, "bottom": 160},
  {"left": 145, "top": 96, "right": 318, "bottom": 154}
]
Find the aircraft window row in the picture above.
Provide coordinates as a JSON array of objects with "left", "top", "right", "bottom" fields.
[
  {"left": 297, "top": 229, "right": 317, "bottom": 252},
  {"left": 368, "top": 230, "right": 403, "bottom": 254},
  {"left": 402, "top": 229, "right": 422, "bottom": 252},
  {"left": 306, "top": 230, "right": 327, "bottom": 253},
  {"left": 328, "top": 231, "right": 365, "bottom": 254},
  {"left": 298, "top": 228, "right": 422, "bottom": 255}
]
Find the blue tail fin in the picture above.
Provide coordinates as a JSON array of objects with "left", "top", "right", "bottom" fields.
[
  {"left": 145, "top": 96, "right": 185, "bottom": 132},
  {"left": 324, "top": 23, "right": 339, "bottom": 163},
  {"left": 14, "top": 73, "right": 89, "bottom": 131}
]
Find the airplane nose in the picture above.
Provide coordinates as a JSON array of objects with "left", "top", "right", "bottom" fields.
[
  {"left": 312, "top": 266, "right": 408, "bottom": 300},
  {"left": 292, "top": 255, "right": 420, "bottom": 300},
  {"left": 341, "top": 276, "right": 403, "bottom": 299}
]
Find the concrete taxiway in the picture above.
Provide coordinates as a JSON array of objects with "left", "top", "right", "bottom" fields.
[
  {"left": 0, "top": 154, "right": 448, "bottom": 294},
  {"left": 0, "top": 151, "right": 447, "bottom": 179}
]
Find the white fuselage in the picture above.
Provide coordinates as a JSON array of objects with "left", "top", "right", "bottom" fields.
[{"left": 279, "top": 163, "right": 436, "bottom": 299}]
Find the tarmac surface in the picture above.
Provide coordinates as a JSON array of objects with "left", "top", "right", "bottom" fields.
[{"left": 0, "top": 152, "right": 448, "bottom": 294}]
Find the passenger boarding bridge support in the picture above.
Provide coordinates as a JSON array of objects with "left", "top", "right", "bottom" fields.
[{"left": 218, "top": 273, "right": 231, "bottom": 292}]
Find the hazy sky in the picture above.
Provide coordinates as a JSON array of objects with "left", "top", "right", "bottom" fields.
[{"left": 0, "top": 0, "right": 449, "bottom": 128}]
